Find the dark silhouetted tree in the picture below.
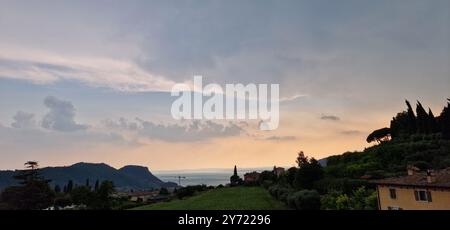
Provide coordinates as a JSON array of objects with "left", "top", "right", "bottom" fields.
[
  {"left": 366, "top": 127, "right": 391, "bottom": 144},
  {"left": 428, "top": 108, "right": 440, "bottom": 133},
  {"left": 67, "top": 180, "right": 73, "bottom": 193},
  {"left": 416, "top": 101, "right": 431, "bottom": 134},
  {"left": 71, "top": 186, "right": 93, "bottom": 205},
  {"left": 390, "top": 111, "right": 409, "bottom": 138},
  {"left": 91, "top": 181, "right": 115, "bottom": 210},
  {"left": 294, "top": 152, "right": 324, "bottom": 189},
  {"left": 94, "top": 179, "right": 99, "bottom": 192},
  {"left": 390, "top": 100, "right": 418, "bottom": 138},
  {"left": 230, "top": 165, "right": 242, "bottom": 186},
  {"left": 1, "top": 161, "right": 54, "bottom": 209},
  {"left": 286, "top": 167, "right": 298, "bottom": 186},
  {"left": 296, "top": 151, "right": 309, "bottom": 168},
  {"left": 54, "top": 185, "right": 61, "bottom": 193},
  {"left": 440, "top": 99, "right": 450, "bottom": 139},
  {"left": 405, "top": 100, "right": 417, "bottom": 134}
]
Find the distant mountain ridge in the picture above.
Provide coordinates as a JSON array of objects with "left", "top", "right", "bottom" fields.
[{"left": 0, "top": 162, "right": 177, "bottom": 191}]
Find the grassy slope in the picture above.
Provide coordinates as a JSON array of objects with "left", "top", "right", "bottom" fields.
[{"left": 131, "top": 186, "right": 287, "bottom": 210}]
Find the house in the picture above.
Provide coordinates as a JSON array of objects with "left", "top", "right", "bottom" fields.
[
  {"left": 273, "top": 166, "right": 285, "bottom": 177},
  {"left": 372, "top": 166, "right": 450, "bottom": 210},
  {"left": 244, "top": 172, "right": 260, "bottom": 183}
]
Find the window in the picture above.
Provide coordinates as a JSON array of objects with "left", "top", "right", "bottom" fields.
[
  {"left": 414, "top": 190, "right": 432, "bottom": 202},
  {"left": 389, "top": 188, "right": 397, "bottom": 199}
]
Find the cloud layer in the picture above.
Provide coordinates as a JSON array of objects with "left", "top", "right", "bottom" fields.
[
  {"left": 0, "top": 48, "right": 177, "bottom": 92},
  {"left": 105, "top": 118, "right": 244, "bottom": 142}
]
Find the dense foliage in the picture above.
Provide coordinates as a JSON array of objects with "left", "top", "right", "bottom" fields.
[
  {"left": 263, "top": 99, "right": 450, "bottom": 210},
  {"left": 0, "top": 161, "right": 119, "bottom": 210},
  {"left": 175, "top": 184, "right": 210, "bottom": 199},
  {"left": 0, "top": 162, "right": 54, "bottom": 210}
]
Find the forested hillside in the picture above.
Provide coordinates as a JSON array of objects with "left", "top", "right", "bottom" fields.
[{"left": 326, "top": 99, "right": 450, "bottom": 179}]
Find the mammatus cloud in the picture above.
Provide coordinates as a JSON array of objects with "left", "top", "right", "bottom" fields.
[
  {"left": 105, "top": 118, "right": 244, "bottom": 142},
  {"left": 320, "top": 114, "right": 340, "bottom": 121},
  {"left": 11, "top": 111, "right": 35, "bottom": 129},
  {"left": 41, "top": 96, "right": 88, "bottom": 132}
]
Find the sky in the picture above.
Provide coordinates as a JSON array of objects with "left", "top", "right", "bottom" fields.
[{"left": 0, "top": 0, "right": 449, "bottom": 171}]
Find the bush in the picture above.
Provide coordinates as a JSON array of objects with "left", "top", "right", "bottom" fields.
[
  {"left": 320, "top": 187, "right": 378, "bottom": 210},
  {"left": 159, "top": 187, "right": 169, "bottom": 195},
  {"left": 70, "top": 186, "right": 93, "bottom": 205},
  {"left": 320, "top": 191, "right": 340, "bottom": 210},
  {"left": 335, "top": 194, "right": 351, "bottom": 210},
  {"left": 313, "top": 178, "right": 369, "bottom": 195},
  {"left": 286, "top": 190, "right": 320, "bottom": 210},
  {"left": 261, "top": 180, "right": 274, "bottom": 189},
  {"left": 176, "top": 185, "right": 208, "bottom": 199},
  {"left": 268, "top": 185, "right": 279, "bottom": 197},
  {"left": 277, "top": 188, "right": 291, "bottom": 202},
  {"left": 54, "top": 195, "right": 72, "bottom": 208}
]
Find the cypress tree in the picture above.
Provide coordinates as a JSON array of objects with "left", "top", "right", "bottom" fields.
[
  {"left": 54, "top": 185, "right": 61, "bottom": 193},
  {"left": 67, "top": 180, "right": 73, "bottom": 192},
  {"left": 94, "top": 179, "right": 99, "bottom": 192},
  {"left": 428, "top": 108, "right": 439, "bottom": 133},
  {"left": 440, "top": 99, "right": 450, "bottom": 139},
  {"left": 416, "top": 101, "right": 429, "bottom": 133},
  {"left": 405, "top": 100, "right": 417, "bottom": 134},
  {"left": 390, "top": 111, "right": 409, "bottom": 138}
]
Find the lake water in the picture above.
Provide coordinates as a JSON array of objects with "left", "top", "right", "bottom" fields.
[{"left": 154, "top": 167, "right": 272, "bottom": 186}]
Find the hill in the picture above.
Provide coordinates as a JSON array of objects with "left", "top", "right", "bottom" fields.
[
  {"left": 132, "top": 186, "right": 287, "bottom": 210},
  {"left": 0, "top": 162, "right": 177, "bottom": 191},
  {"left": 324, "top": 135, "right": 450, "bottom": 179},
  {"left": 323, "top": 99, "right": 450, "bottom": 179}
]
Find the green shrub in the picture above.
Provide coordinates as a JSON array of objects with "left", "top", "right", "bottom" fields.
[
  {"left": 286, "top": 190, "right": 320, "bottom": 210},
  {"left": 277, "top": 187, "right": 291, "bottom": 202}
]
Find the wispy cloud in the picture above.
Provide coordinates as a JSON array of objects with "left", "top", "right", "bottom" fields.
[
  {"left": 279, "top": 94, "right": 308, "bottom": 103},
  {"left": 340, "top": 130, "right": 364, "bottom": 135},
  {"left": 0, "top": 45, "right": 177, "bottom": 92},
  {"left": 264, "top": 135, "right": 297, "bottom": 141},
  {"left": 104, "top": 118, "right": 245, "bottom": 142},
  {"left": 320, "top": 114, "right": 340, "bottom": 121}
]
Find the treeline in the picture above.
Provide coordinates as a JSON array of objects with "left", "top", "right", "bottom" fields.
[
  {"left": 0, "top": 161, "right": 116, "bottom": 210},
  {"left": 55, "top": 178, "right": 101, "bottom": 194},
  {"left": 327, "top": 99, "right": 450, "bottom": 179},
  {"left": 262, "top": 99, "right": 450, "bottom": 209},
  {"left": 367, "top": 99, "right": 450, "bottom": 143},
  {"left": 257, "top": 152, "right": 376, "bottom": 210},
  {"left": 174, "top": 184, "right": 215, "bottom": 199}
]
